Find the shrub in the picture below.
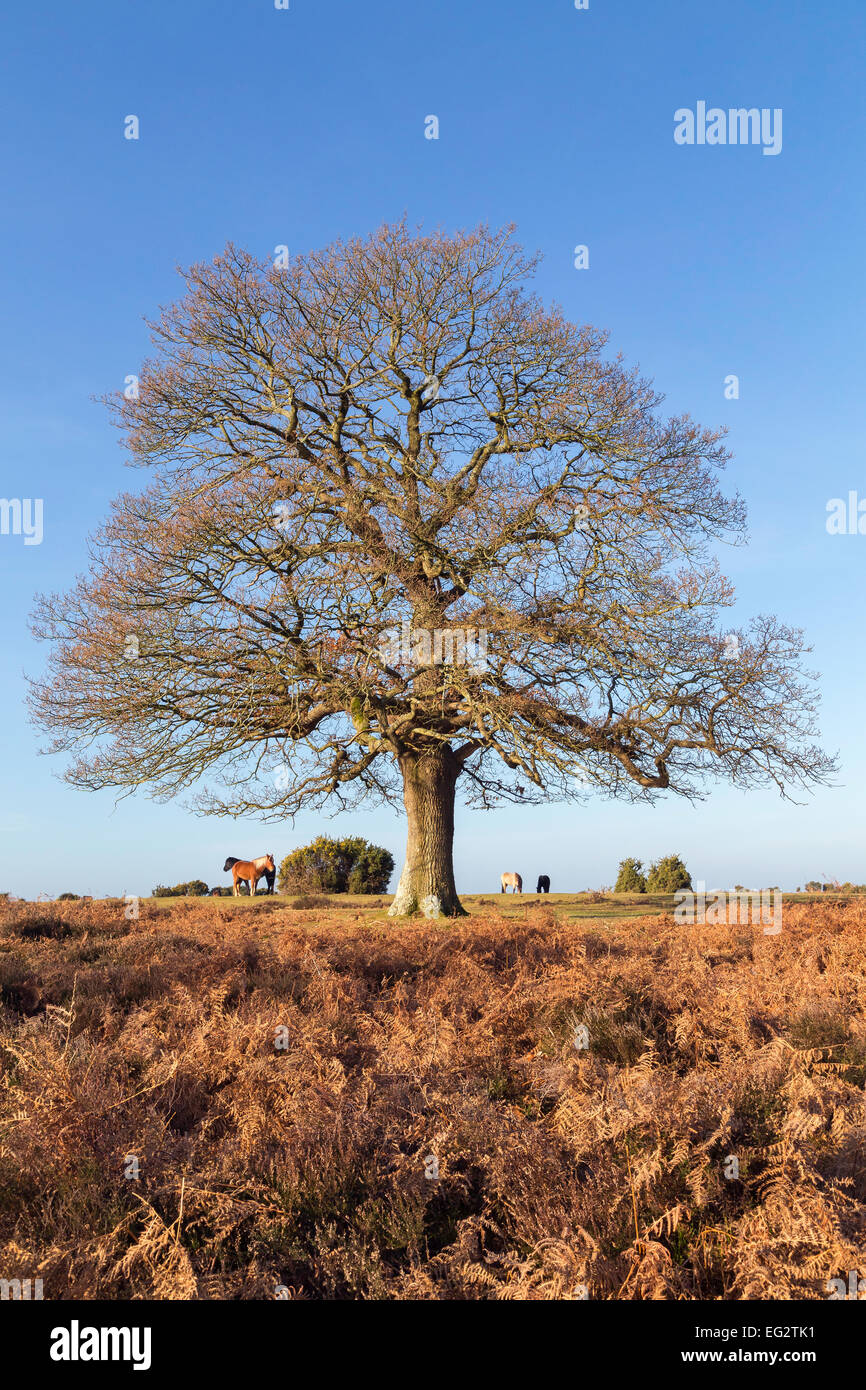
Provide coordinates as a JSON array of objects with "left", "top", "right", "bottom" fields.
[
  {"left": 347, "top": 844, "right": 395, "bottom": 894},
  {"left": 788, "top": 1003, "right": 849, "bottom": 1052},
  {"left": 614, "top": 858, "right": 647, "bottom": 894},
  {"left": 57, "top": 892, "right": 81, "bottom": 901},
  {"left": 646, "top": 854, "right": 692, "bottom": 893},
  {"left": 8, "top": 916, "right": 74, "bottom": 940},
  {"left": 278, "top": 836, "right": 394, "bottom": 895},
  {"left": 152, "top": 880, "right": 210, "bottom": 898}
]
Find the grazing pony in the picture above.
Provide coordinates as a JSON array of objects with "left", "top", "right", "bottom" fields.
[
  {"left": 501, "top": 872, "right": 522, "bottom": 894},
  {"left": 536, "top": 875, "right": 550, "bottom": 894},
  {"left": 223, "top": 854, "right": 276, "bottom": 897}
]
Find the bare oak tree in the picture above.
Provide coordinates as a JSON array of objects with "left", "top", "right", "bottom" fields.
[{"left": 30, "top": 223, "right": 834, "bottom": 915}]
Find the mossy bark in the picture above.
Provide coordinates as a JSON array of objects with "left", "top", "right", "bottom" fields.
[{"left": 388, "top": 749, "right": 466, "bottom": 918}]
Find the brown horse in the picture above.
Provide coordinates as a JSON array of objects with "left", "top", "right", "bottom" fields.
[
  {"left": 223, "top": 855, "right": 275, "bottom": 897},
  {"left": 501, "top": 872, "right": 522, "bottom": 893}
]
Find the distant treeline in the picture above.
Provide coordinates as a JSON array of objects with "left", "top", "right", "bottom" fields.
[{"left": 801, "top": 882, "right": 866, "bottom": 894}]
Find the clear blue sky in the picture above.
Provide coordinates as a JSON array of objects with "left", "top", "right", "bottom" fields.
[{"left": 1, "top": 0, "right": 864, "bottom": 898}]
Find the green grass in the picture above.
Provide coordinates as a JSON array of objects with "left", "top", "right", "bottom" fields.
[
  {"left": 141, "top": 891, "right": 680, "bottom": 924},
  {"left": 462, "top": 892, "right": 678, "bottom": 920},
  {"left": 47, "top": 889, "right": 849, "bottom": 925},
  {"left": 147, "top": 892, "right": 386, "bottom": 909}
]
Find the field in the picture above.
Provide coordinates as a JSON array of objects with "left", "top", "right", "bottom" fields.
[{"left": 2, "top": 892, "right": 866, "bottom": 1300}]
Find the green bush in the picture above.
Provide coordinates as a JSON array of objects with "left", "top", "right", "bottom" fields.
[
  {"left": 613, "top": 858, "right": 647, "bottom": 894},
  {"left": 278, "top": 836, "right": 394, "bottom": 895},
  {"left": 347, "top": 843, "right": 395, "bottom": 894},
  {"left": 152, "top": 880, "right": 210, "bottom": 898},
  {"left": 57, "top": 892, "right": 81, "bottom": 901},
  {"left": 646, "top": 854, "right": 692, "bottom": 893}
]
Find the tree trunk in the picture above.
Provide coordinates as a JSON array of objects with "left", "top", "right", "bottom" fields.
[{"left": 388, "top": 749, "right": 466, "bottom": 918}]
